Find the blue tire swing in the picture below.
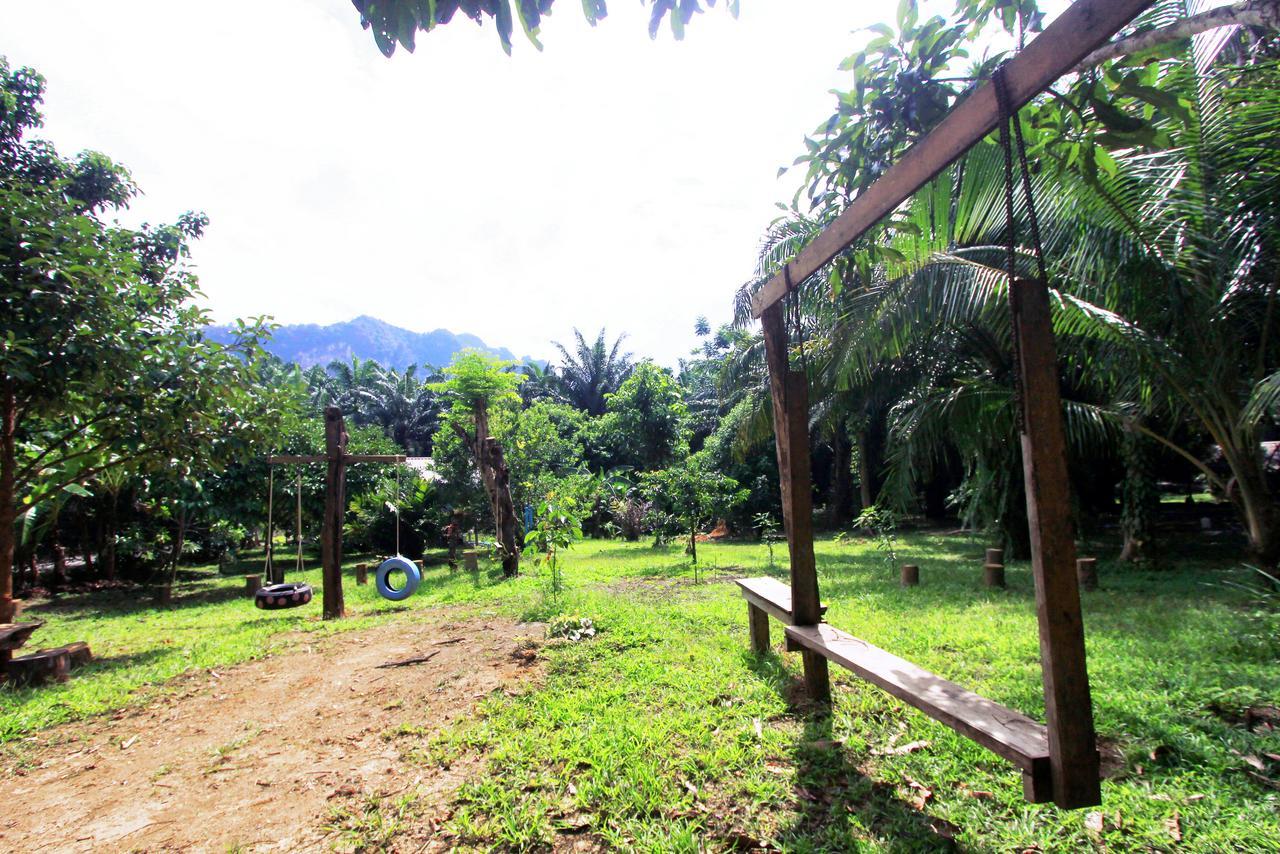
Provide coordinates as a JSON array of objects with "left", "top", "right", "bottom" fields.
[
  {"left": 256, "top": 466, "right": 314, "bottom": 610},
  {"left": 376, "top": 465, "right": 421, "bottom": 601}
]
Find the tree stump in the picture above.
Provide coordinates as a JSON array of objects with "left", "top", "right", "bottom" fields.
[
  {"left": 245, "top": 574, "right": 262, "bottom": 595},
  {"left": 901, "top": 564, "right": 919, "bottom": 587},
  {"left": 983, "top": 563, "right": 1006, "bottom": 588},
  {"left": 6, "top": 648, "right": 71, "bottom": 685},
  {"left": 464, "top": 551, "right": 479, "bottom": 572},
  {"left": 1076, "top": 557, "right": 1098, "bottom": 591},
  {"left": 355, "top": 563, "right": 368, "bottom": 585}
]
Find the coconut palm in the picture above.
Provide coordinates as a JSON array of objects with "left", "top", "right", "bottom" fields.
[{"left": 552, "top": 328, "right": 634, "bottom": 416}]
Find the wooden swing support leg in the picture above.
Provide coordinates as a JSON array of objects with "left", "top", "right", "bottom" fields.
[
  {"left": 1013, "top": 278, "right": 1100, "bottom": 809},
  {"left": 320, "top": 406, "right": 348, "bottom": 621},
  {"left": 760, "top": 304, "right": 829, "bottom": 704}
]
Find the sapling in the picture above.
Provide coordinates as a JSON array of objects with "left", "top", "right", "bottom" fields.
[{"left": 854, "top": 505, "right": 901, "bottom": 574}]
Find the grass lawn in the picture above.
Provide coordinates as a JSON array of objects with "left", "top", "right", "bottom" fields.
[{"left": 4, "top": 533, "right": 1279, "bottom": 851}]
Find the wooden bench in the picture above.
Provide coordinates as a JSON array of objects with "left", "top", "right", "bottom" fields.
[
  {"left": 735, "top": 577, "right": 827, "bottom": 653},
  {"left": 785, "top": 622, "right": 1058, "bottom": 802}
]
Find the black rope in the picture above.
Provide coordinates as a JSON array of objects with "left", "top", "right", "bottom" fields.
[{"left": 993, "top": 64, "right": 1027, "bottom": 435}]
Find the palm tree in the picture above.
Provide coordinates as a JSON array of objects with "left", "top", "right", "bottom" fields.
[{"left": 552, "top": 328, "right": 634, "bottom": 416}]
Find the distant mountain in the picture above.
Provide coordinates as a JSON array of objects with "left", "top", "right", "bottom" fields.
[{"left": 207, "top": 315, "right": 518, "bottom": 370}]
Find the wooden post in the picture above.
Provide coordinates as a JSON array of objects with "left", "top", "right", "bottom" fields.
[
  {"left": 355, "top": 563, "right": 368, "bottom": 585},
  {"left": 760, "top": 304, "right": 829, "bottom": 703},
  {"left": 1076, "top": 558, "right": 1098, "bottom": 591},
  {"left": 464, "top": 550, "right": 478, "bottom": 572},
  {"left": 984, "top": 564, "right": 1006, "bottom": 588},
  {"left": 747, "top": 604, "right": 770, "bottom": 653},
  {"left": 901, "top": 565, "right": 920, "bottom": 587},
  {"left": 320, "top": 406, "right": 348, "bottom": 620},
  {"left": 986, "top": 548, "right": 1005, "bottom": 566},
  {"left": 1012, "top": 278, "right": 1100, "bottom": 809},
  {"left": 244, "top": 574, "right": 262, "bottom": 595}
]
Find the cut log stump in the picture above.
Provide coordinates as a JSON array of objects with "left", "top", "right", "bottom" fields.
[
  {"left": 355, "top": 563, "right": 368, "bottom": 585},
  {"left": 1077, "top": 558, "right": 1098, "bottom": 591},
  {"left": 984, "top": 563, "right": 1006, "bottom": 588},
  {"left": 901, "top": 565, "right": 920, "bottom": 587},
  {"left": 464, "top": 551, "right": 479, "bottom": 572},
  {"left": 3, "top": 642, "right": 94, "bottom": 686},
  {"left": 245, "top": 574, "right": 262, "bottom": 595}
]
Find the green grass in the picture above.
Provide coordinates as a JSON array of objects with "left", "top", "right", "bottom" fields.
[{"left": 3, "top": 534, "right": 1279, "bottom": 851}]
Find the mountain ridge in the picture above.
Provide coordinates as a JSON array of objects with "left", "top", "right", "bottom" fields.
[{"left": 207, "top": 315, "right": 520, "bottom": 370}]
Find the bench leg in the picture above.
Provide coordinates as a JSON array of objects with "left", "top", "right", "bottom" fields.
[
  {"left": 748, "top": 603, "right": 771, "bottom": 653},
  {"left": 802, "top": 649, "right": 830, "bottom": 704}
]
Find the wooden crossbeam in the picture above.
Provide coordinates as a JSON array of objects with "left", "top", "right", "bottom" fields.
[
  {"left": 266, "top": 454, "right": 407, "bottom": 464},
  {"left": 750, "top": 0, "right": 1156, "bottom": 318}
]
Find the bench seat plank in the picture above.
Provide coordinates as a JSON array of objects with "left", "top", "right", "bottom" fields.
[
  {"left": 785, "top": 623, "right": 1050, "bottom": 774},
  {"left": 735, "top": 577, "right": 826, "bottom": 625}
]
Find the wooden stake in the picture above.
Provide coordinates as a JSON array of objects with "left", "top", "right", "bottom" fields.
[
  {"left": 1076, "top": 558, "right": 1098, "bottom": 592},
  {"left": 984, "top": 564, "right": 1006, "bottom": 588},
  {"left": 1012, "top": 278, "right": 1100, "bottom": 809},
  {"left": 760, "top": 303, "right": 829, "bottom": 703},
  {"left": 320, "top": 407, "right": 348, "bottom": 620}
]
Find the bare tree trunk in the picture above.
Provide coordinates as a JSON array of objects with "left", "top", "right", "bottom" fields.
[
  {"left": 460, "top": 402, "right": 520, "bottom": 577},
  {"left": 101, "top": 490, "right": 118, "bottom": 582},
  {"left": 829, "top": 430, "right": 856, "bottom": 525},
  {"left": 168, "top": 504, "right": 187, "bottom": 587},
  {"left": 856, "top": 429, "right": 874, "bottom": 510},
  {"left": 1230, "top": 447, "right": 1280, "bottom": 569},
  {"left": 480, "top": 438, "right": 519, "bottom": 577},
  {"left": 1119, "top": 426, "right": 1157, "bottom": 562},
  {"left": 0, "top": 379, "right": 15, "bottom": 622}
]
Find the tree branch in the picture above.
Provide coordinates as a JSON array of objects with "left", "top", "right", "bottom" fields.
[{"left": 1075, "top": 0, "right": 1280, "bottom": 72}]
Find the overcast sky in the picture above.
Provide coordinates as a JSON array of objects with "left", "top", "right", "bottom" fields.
[{"left": 7, "top": 1, "right": 911, "bottom": 365}]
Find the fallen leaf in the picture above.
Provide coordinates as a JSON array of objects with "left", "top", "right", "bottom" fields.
[
  {"left": 1185, "top": 793, "right": 1206, "bottom": 801},
  {"left": 753, "top": 718, "right": 763, "bottom": 739},
  {"left": 1085, "top": 811, "right": 1105, "bottom": 833},
  {"left": 1165, "top": 811, "right": 1182, "bottom": 843},
  {"left": 1242, "top": 754, "right": 1267, "bottom": 772},
  {"left": 873, "top": 739, "right": 931, "bottom": 756},
  {"left": 965, "top": 789, "right": 995, "bottom": 800},
  {"left": 120, "top": 736, "right": 137, "bottom": 750}
]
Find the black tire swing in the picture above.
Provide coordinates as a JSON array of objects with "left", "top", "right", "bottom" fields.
[
  {"left": 256, "top": 465, "right": 314, "bottom": 611},
  {"left": 376, "top": 464, "right": 421, "bottom": 601}
]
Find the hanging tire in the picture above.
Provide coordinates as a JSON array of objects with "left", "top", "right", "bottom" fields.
[
  {"left": 254, "top": 582, "right": 313, "bottom": 610},
  {"left": 376, "top": 556, "right": 421, "bottom": 601}
]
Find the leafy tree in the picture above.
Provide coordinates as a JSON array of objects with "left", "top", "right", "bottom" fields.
[
  {"left": 591, "top": 361, "right": 687, "bottom": 471},
  {"left": 0, "top": 59, "right": 275, "bottom": 619},
  {"left": 641, "top": 454, "right": 745, "bottom": 579},
  {"left": 350, "top": 0, "right": 739, "bottom": 56},
  {"left": 431, "top": 350, "right": 524, "bottom": 575}
]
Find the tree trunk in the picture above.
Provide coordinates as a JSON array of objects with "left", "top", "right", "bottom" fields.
[
  {"left": 480, "top": 437, "right": 520, "bottom": 577},
  {"left": 0, "top": 378, "right": 16, "bottom": 623},
  {"left": 463, "top": 402, "right": 519, "bottom": 577},
  {"left": 168, "top": 504, "right": 187, "bottom": 587},
  {"left": 1119, "top": 426, "right": 1158, "bottom": 562},
  {"left": 101, "top": 491, "right": 118, "bottom": 582},
  {"left": 1229, "top": 445, "right": 1280, "bottom": 569},
  {"left": 829, "top": 430, "right": 856, "bottom": 525},
  {"left": 856, "top": 429, "right": 874, "bottom": 510}
]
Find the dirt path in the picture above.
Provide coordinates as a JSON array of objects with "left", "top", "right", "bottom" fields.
[{"left": 0, "top": 612, "right": 543, "bottom": 852}]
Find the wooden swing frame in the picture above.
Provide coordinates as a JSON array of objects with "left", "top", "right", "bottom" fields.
[
  {"left": 740, "top": 0, "right": 1156, "bottom": 810},
  {"left": 266, "top": 406, "right": 406, "bottom": 620}
]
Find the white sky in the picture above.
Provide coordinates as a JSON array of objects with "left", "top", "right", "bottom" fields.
[{"left": 6, "top": 1, "right": 907, "bottom": 365}]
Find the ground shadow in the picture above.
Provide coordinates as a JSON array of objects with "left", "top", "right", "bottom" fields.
[{"left": 745, "top": 651, "right": 960, "bottom": 851}]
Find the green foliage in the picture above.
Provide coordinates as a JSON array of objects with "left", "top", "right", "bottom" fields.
[
  {"left": 351, "top": 0, "right": 739, "bottom": 57},
  {"left": 641, "top": 454, "right": 746, "bottom": 578},
  {"left": 592, "top": 361, "right": 688, "bottom": 472},
  {"left": 854, "top": 505, "right": 900, "bottom": 572},
  {"left": 551, "top": 328, "right": 633, "bottom": 417},
  {"left": 522, "top": 479, "right": 589, "bottom": 608},
  {"left": 430, "top": 350, "right": 522, "bottom": 423},
  {"left": 544, "top": 613, "right": 596, "bottom": 642}
]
